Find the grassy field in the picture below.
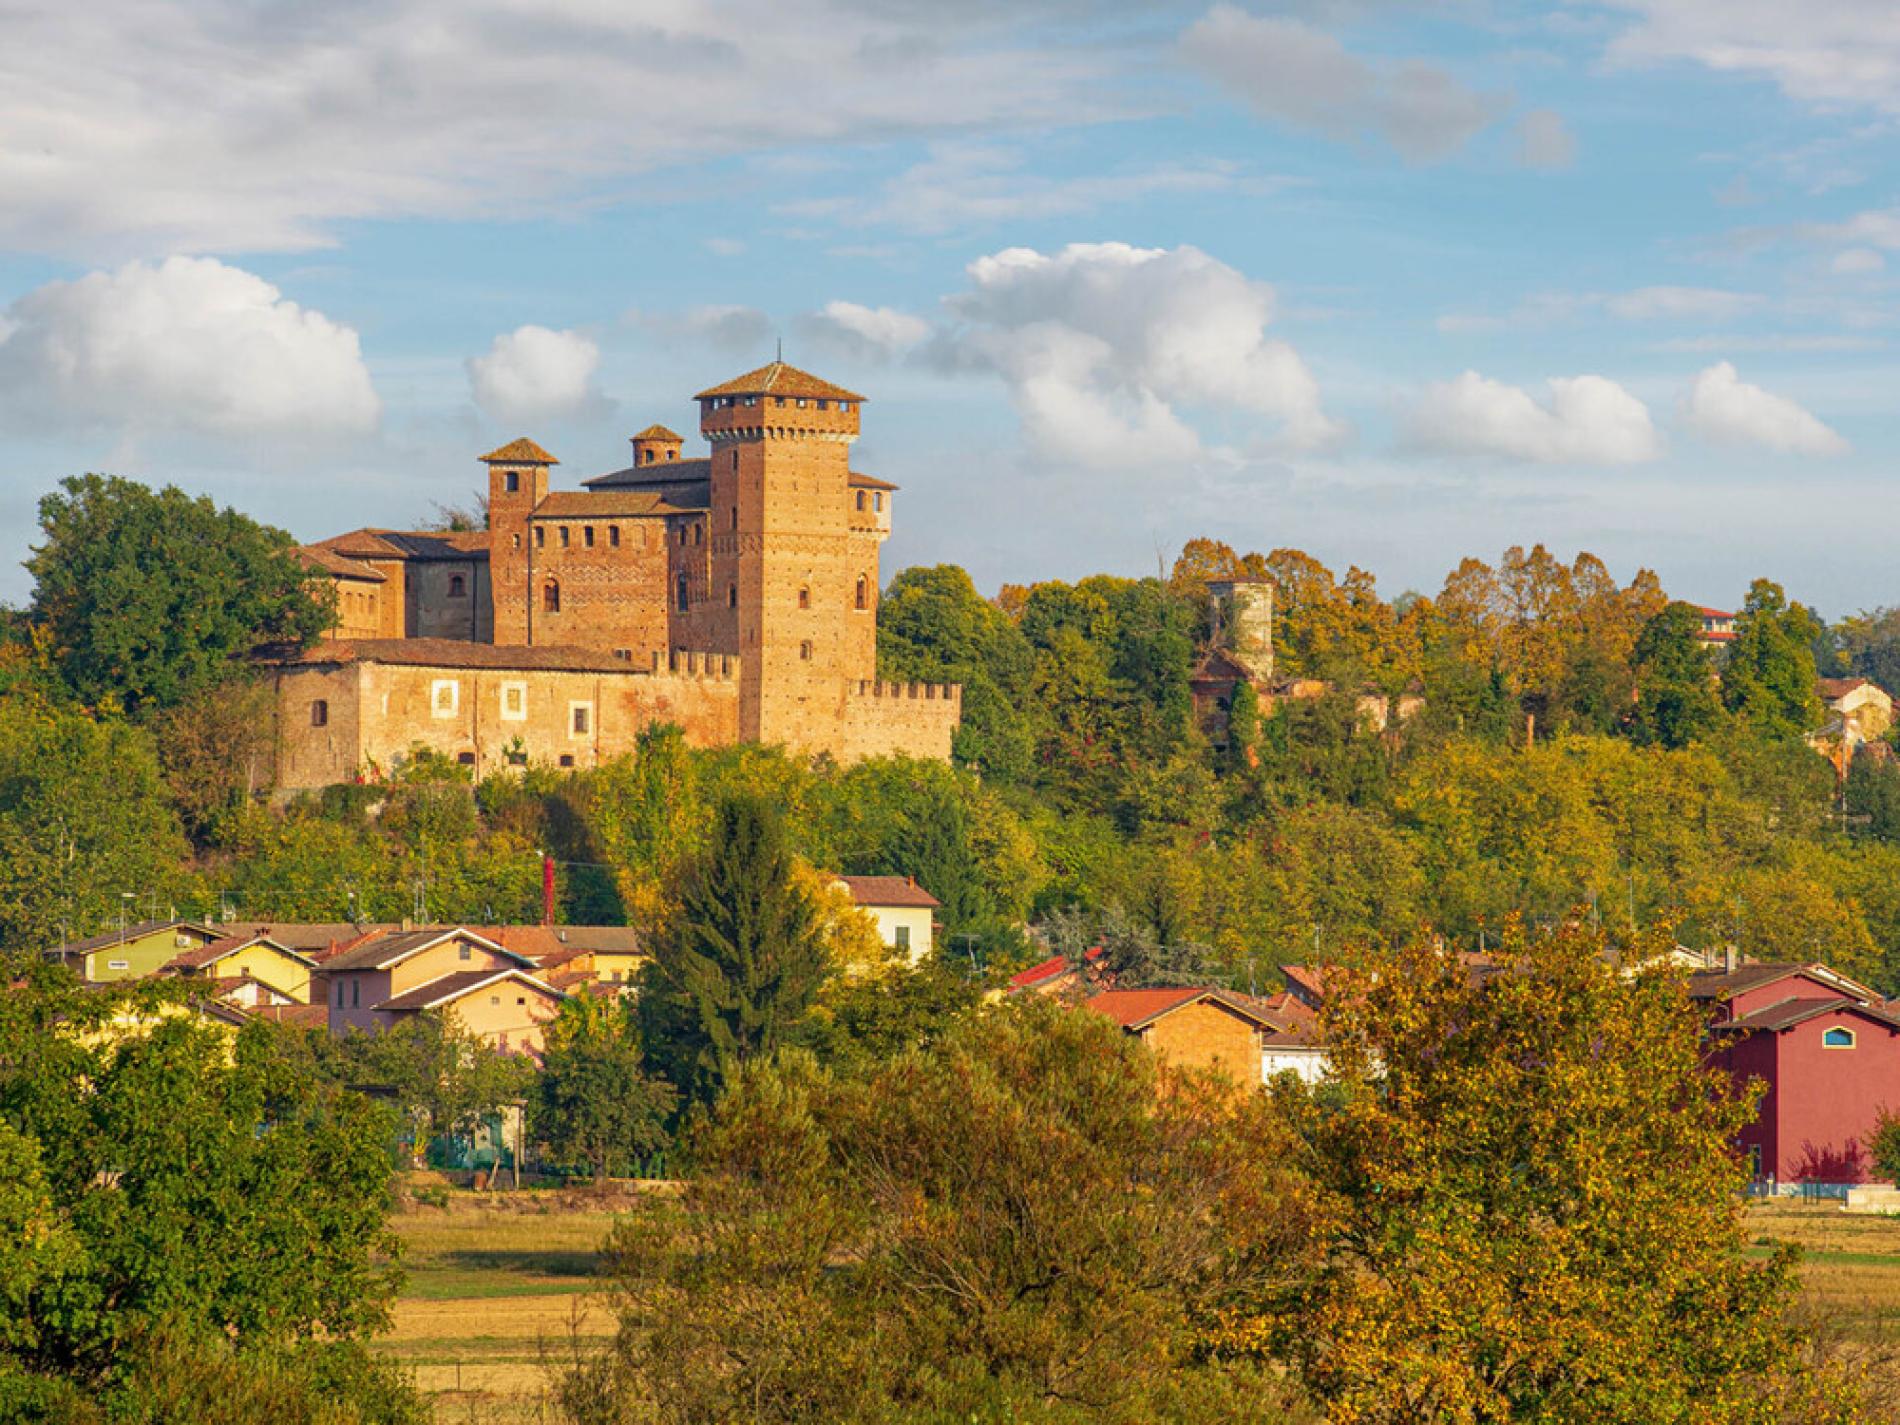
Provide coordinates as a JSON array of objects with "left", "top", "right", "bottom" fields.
[
  {"left": 374, "top": 1188, "right": 1900, "bottom": 1421},
  {"left": 375, "top": 1184, "right": 641, "bottom": 1422}
]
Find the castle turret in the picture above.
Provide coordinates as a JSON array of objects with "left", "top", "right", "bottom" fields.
[
  {"left": 1207, "top": 577, "right": 1275, "bottom": 683},
  {"left": 482, "top": 437, "right": 557, "bottom": 646},
  {"left": 630, "top": 424, "right": 683, "bottom": 467}
]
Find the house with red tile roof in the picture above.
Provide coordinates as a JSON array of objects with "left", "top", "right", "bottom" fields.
[
  {"left": 834, "top": 875, "right": 941, "bottom": 965},
  {"left": 161, "top": 932, "right": 318, "bottom": 1002},
  {"left": 1083, "top": 987, "right": 1286, "bottom": 1086}
]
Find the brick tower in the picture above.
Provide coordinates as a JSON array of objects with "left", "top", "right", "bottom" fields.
[
  {"left": 692, "top": 362, "right": 878, "bottom": 748},
  {"left": 482, "top": 437, "right": 556, "bottom": 646}
]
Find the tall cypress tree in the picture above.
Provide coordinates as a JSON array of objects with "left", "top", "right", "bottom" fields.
[{"left": 639, "top": 793, "right": 828, "bottom": 1105}]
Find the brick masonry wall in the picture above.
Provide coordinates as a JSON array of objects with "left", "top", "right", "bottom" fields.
[
  {"left": 406, "top": 559, "right": 492, "bottom": 641},
  {"left": 487, "top": 461, "right": 549, "bottom": 645},
  {"left": 838, "top": 680, "right": 961, "bottom": 762},
  {"left": 523, "top": 515, "right": 670, "bottom": 662}
]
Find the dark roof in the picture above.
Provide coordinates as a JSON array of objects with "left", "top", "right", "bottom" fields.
[
  {"left": 52, "top": 919, "right": 219, "bottom": 959},
  {"left": 1083, "top": 987, "right": 1277, "bottom": 1032},
  {"left": 1713, "top": 996, "right": 1900, "bottom": 1034},
  {"left": 581, "top": 457, "right": 714, "bottom": 491},
  {"left": 532, "top": 491, "right": 689, "bottom": 519},
  {"left": 296, "top": 546, "right": 386, "bottom": 582},
  {"left": 375, "top": 967, "right": 563, "bottom": 1012},
  {"left": 836, "top": 875, "right": 941, "bottom": 909},
  {"left": 632, "top": 424, "right": 682, "bottom": 441},
  {"left": 278, "top": 638, "right": 648, "bottom": 675},
  {"left": 320, "top": 928, "right": 529, "bottom": 974},
  {"left": 695, "top": 361, "right": 864, "bottom": 402},
  {"left": 481, "top": 438, "right": 557, "bottom": 464}
]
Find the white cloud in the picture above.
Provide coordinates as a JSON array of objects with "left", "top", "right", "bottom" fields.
[
  {"left": 0, "top": 0, "right": 1158, "bottom": 256},
  {"left": 1181, "top": 5, "right": 1503, "bottom": 161},
  {"left": 466, "top": 326, "right": 603, "bottom": 425},
  {"left": 1833, "top": 247, "right": 1887, "bottom": 274},
  {"left": 1682, "top": 361, "right": 1849, "bottom": 455},
  {"left": 1603, "top": 285, "right": 1760, "bottom": 321},
  {"left": 1407, "top": 370, "right": 1662, "bottom": 464},
  {"left": 1515, "top": 108, "right": 1577, "bottom": 169},
  {"left": 799, "top": 301, "right": 932, "bottom": 361},
  {"left": 1608, "top": 2, "right": 1900, "bottom": 116},
  {"left": 938, "top": 242, "right": 1341, "bottom": 466},
  {"left": 0, "top": 256, "right": 378, "bottom": 437}
]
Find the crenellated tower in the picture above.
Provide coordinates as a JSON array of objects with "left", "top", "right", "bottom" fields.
[{"left": 482, "top": 438, "right": 556, "bottom": 646}]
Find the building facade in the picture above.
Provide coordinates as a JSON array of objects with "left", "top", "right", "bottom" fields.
[{"left": 283, "top": 362, "right": 959, "bottom": 789}]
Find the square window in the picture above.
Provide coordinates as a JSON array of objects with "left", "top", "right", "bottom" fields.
[
  {"left": 559, "top": 754, "right": 575, "bottom": 768},
  {"left": 431, "top": 679, "right": 459, "bottom": 718},
  {"left": 310, "top": 700, "right": 328, "bottom": 727},
  {"left": 500, "top": 682, "right": 527, "bottom": 721},
  {"left": 505, "top": 472, "right": 519, "bottom": 493},
  {"left": 584, "top": 525, "right": 595, "bottom": 548},
  {"left": 571, "top": 703, "right": 592, "bottom": 736}
]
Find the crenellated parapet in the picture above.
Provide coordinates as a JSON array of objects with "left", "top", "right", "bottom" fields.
[
  {"left": 650, "top": 649, "right": 741, "bottom": 680},
  {"left": 851, "top": 678, "right": 962, "bottom": 704}
]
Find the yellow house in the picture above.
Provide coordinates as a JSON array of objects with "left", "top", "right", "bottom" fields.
[
  {"left": 46, "top": 919, "right": 222, "bottom": 982},
  {"left": 161, "top": 933, "right": 319, "bottom": 1003},
  {"left": 374, "top": 967, "right": 569, "bottom": 1057},
  {"left": 835, "top": 876, "right": 941, "bottom": 966}
]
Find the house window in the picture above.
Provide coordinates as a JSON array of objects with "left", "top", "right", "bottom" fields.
[
  {"left": 855, "top": 575, "right": 869, "bottom": 611},
  {"left": 491, "top": 995, "right": 500, "bottom": 1007},
  {"left": 744, "top": 395, "right": 757, "bottom": 407},
  {"left": 799, "top": 640, "right": 813, "bottom": 661},
  {"left": 584, "top": 525, "right": 595, "bottom": 548},
  {"left": 855, "top": 490, "right": 865, "bottom": 510},
  {"left": 335, "top": 981, "right": 344, "bottom": 1007},
  {"left": 559, "top": 754, "right": 575, "bottom": 768},
  {"left": 431, "top": 679, "right": 459, "bottom": 717},
  {"left": 839, "top": 402, "right": 852, "bottom": 413},
  {"left": 351, "top": 980, "right": 359, "bottom": 1007},
  {"left": 534, "top": 526, "right": 545, "bottom": 548},
  {"left": 727, "top": 584, "right": 738, "bottom": 609},
  {"left": 310, "top": 700, "right": 328, "bottom": 727},
  {"left": 609, "top": 526, "right": 620, "bottom": 548},
  {"left": 894, "top": 925, "right": 911, "bottom": 952},
  {"left": 457, "top": 751, "right": 475, "bottom": 766},
  {"left": 517, "top": 995, "right": 526, "bottom": 1005},
  {"left": 500, "top": 682, "right": 527, "bottom": 721},
  {"left": 774, "top": 396, "right": 786, "bottom": 407},
  {"left": 449, "top": 574, "right": 466, "bottom": 597},
  {"left": 798, "top": 587, "right": 810, "bottom": 609},
  {"left": 874, "top": 492, "right": 883, "bottom": 512},
  {"left": 505, "top": 472, "right": 519, "bottom": 493},
  {"left": 796, "top": 398, "right": 807, "bottom": 408},
  {"left": 559, "top": 526, "right": 570, "bottom": 548},
  {"left": 571, "top": 703, "right": 592, "bottom": 736},
  {"left": 543, "top": 581, "right": 561, "bottom": 613},
  {"left": 1824, "top": 1027, "right": 1857, "bottom": 1048},
  {"left": 817, "top": 399, "right": 828, "bottom": 410},
  {"left": 676, "top": 575, "right": 689, "bottom": 612},
  {"left": 459, "top": 943, "right": 471, "bottom": 961}
]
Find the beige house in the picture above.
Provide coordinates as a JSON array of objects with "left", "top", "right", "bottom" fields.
[
  {"left": 1819, "top": 678, "right": 1893, "bottom": 744},
  {"left": 161, "top": 933, "right": 318, "bottom": 1002},
  {"left": 835, "top": 876, "right": 941, "bottom": 964},
  {"left": 315, "top": 927, "right": 564, "bottom": 1053}
]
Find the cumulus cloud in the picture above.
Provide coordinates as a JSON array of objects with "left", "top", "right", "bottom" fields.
[
  {"left": 1682, "top": 361, "right": 1849, "bottom": 455},
  {"left": 937, "top": 242, "right": 1341, "bottom": 466},
  {"left": 1609, "top": 1, "right": 1900, "bottom": 117},
  {"left": 467, "top": 326, "right": 603, "bottom": 424},
  {"left": 1407, "top": 370, "right": 1662, "bottom": 464},
  {"left": 1516, "top": 109, "right": 1577, "bottom": 169},
  {"left": 0, "top": 0, "right": 1152, "bottom": 256},
  {"left": 1181, "top": 5, "right": 1503, "bottom": 161},
  {"left": 799, "top": 301, "right": 932, "bottom": 361},
  {"left": 0, "top": 256, "right": 378, "bottom": 437}
]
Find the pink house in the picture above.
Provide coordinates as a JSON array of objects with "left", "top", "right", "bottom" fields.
[
  {"left": 1694, "top": 962, "right": 1900, "bottom": 1190},
  {"left": 316, "top": 927, "right": 566, "bottom": 1055}
]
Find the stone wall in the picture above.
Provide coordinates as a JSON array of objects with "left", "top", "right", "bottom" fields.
[
  {"left": 521, "top": 513, "right": 670, "bottom": 662},
  {"left": 837, "top": 679, "right": 962, "bottom": 762},
  {"left": 406, "top": 558, "right": 492, "bottom": 641}
]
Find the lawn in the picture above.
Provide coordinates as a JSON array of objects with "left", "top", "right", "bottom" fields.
[{"left": 375, "top": 1184, "right": 645, "bottom": 1421}]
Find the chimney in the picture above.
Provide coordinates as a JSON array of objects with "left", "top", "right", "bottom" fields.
[{"left": 542, "top": 854, "right": 556, "bottom": 927}]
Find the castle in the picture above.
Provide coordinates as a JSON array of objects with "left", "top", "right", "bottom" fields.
[{"left": 275, "top": 362, "right": 960, "bottom": 790}]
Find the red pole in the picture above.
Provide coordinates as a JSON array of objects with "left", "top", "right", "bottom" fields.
[{"left": 542, "top": 855, "right": 556, "bottom": 927}]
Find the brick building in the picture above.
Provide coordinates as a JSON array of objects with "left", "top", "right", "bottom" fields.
[{"left": 282, "top": 362, "right": 959, "bottom": 789}]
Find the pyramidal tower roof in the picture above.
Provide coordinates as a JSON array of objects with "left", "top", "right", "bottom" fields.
[
  {"left": 631, "top": 424, "right": 682, "bottom": 442},
  {"left": 693, "top": 361, "right": 864, "bottom": 403},
  {"left": 479, "top": 437, "right": 558, "bottom": 464}
]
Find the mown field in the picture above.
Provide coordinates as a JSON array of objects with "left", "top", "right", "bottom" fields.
[{"left": 373, "top": 1189, "right": 1900, "bottom": 1421}]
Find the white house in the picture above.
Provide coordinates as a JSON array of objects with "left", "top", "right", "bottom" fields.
[{"left": 835, "top": 876, "right": 941, "bottom": 965}]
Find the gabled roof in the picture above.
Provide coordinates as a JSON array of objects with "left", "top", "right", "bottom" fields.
[
  {"left": 163, "top": 933, "right": 315, "bottom": 974},
  {"left": 1713, "top": 996, "right": 1900, "bottom": 1034},
  {"left": 1083, "top": 986, "right": 1279, "bottom": 1033},
  {"left": 320, "top": 927, "right": 531, "bottom": 975},
  {"left": 532, "top": 490, "right": 691, "bottom": 519},
  {"left": 1819, "top": 677, "right": 1889, "bottom": 702},
  {"left": 694, "top": 361, "right": 864, "bottom": 403},
  {"left": 1686, "top": 962, "right": 1879, "bottom": 1008},
  {"left": 374, "top": 967, "right": 565, "bottom": 1013},
  {"left": 480, "top": 437, "right": 557, "bottom": 464},
  {"left": 581, "top": 457, "right": 714, "bottom": 492},
  {"left": 1696, "top": 607, "right": 1733, "bottom": 620},
  {"left": 52, "top": 919, "right": 220, "bottom": 959},
  {"left": 632, "top": 424, "right": 682, "bottom": 441},
  {"left": 296, "top": 546, "right": 386, "bottom": 582},
  {"left": 836, "top": 875, "right": 941, "bottom": 909}
]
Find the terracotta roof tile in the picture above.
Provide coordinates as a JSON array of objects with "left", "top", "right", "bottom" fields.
[
  {"left": 251, "top": 1003, "right": 329, "bottom": 1029},
  {"left": 836, "top": 874, "right": 941, "bottom": 909},
  {"left": 480, "top": 437, "right": 558, "bottom": 464},
  {"left": 694, "top": 361, "right": 864, "bottom": 403},
  {"left": 581, "top": 457, "right": 714, "bottom": 492},
  {"left": 374, "top": 967, "right": 563, "bottom": 1012},
  {"left": 1083, "top": 987, "right": 1277, "bottom": 1032},
  {"left": 296, "top": 546, "right": 386, "bottom": 582},
  {"left": 532, "top": 491, "right": 687, "bottom": 519},
  {"left": 278, "top": 637, "right": 650, "bottom": 675},
  {"left": 632, "top": 424, "right": 682, "bottom": 441},
  {"left": 848, "top": 472, "right": 898, "bottom": 491}
]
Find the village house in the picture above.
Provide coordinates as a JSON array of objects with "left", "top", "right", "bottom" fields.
[
  {"left": 1817, "top": 677, "right": 1894, "bottom": 745},
  {"left": 1695, "top": 606, "right": 1737, "bottom": 649},
  {"left": 44, "top": 919, "right": 222, "bottom": 982},
  {"left": 280, "top": 361, "right": 961, "bottom": 790},
  {"left": 159, "top": 932, "right": 318, "bottom": 1003},
  {"left": 835, "top": 875, "right": 941, "bottom": 965},
  {"left": 1082, "top": 986, "right": 1285, "bottom": 1086},
  {"left": 313, "top": 926, "right": 566, "bottom": 1055}
]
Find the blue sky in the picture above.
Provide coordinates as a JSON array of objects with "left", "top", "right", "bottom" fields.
[{"left": 1, "top": 1, "right": 1896, "bottom": 614}]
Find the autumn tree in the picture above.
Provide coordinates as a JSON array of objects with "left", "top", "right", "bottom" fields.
[
  {"left": 26, "top": 474, "right": 331, "bottom": 714},
  {"left": 1219, "top": 921, "right": 1814, "bottom": 1422},
  {"left": 638, "top": 794, "right": 829, "bottom": 1106}
]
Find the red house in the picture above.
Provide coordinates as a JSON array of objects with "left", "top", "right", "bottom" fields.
[{"left": 1694, "top": 962, "right": 1900, "bottom": 1189}]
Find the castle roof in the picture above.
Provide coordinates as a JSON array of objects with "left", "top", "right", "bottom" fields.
[
  {"left": 479, "top": 437, "right": 558, "bottom": 465},
  {"left": 316, "top": 529, "right": 486, "bottom": 562},
  {"left": 296, "top": 545, "right": 386, "bottom": 582},
  {"left": 279, "top": 637, "right": 653, "bottom": 675},
  {"left": 581, "top": 458, "right": 714, "bottom": 493},
  {"left": 848, "top": 471, "right": 898, "bottom": 492},
  {"left": 694, "top": 361, "right": 864, "bottom": 403},
  {"left": 632, "top": 424, "right": 682, "bottom": 442},
  {"left": 531, "top": 490, "right": 695, "bottom": 519}
]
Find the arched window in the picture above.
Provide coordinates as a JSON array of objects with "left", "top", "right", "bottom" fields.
[
  {"left": 855, "top": 575, "right": 869, "bottom": 611},
  {"left": 1824, "top": 1027, "right": 1857, "bottom": 1048},
  {"left": 543, "top": 581, "right": 561, "bottom": 613},
  {"left": 798, "top": 587, "right": 810, "bottom": 609},
  {"left": 449, "top": 574, "right": 466, "bottom": 597},
  {"left": 676, "top": 575, "right": 689, "bottom": 612},
  {"left": 855, "top": 490, "right": 866, "bottom": 510},
  {"left": 310, "top": 700, "right": 328, "bottom": 727},
  {"left": 799, "top": 640, "right": 813, "bottom": 661},
  {"left": 727, "top": 584, "right": 738, "bottom": 609}
]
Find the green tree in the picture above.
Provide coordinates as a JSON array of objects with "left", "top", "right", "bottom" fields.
[
  {"left": 0, "top": 697, "right": 190, "bottom": 950},
  {"left": 561, "top": 999, "right": 1313, "bottom": 1423},
  {"left": 638, "top": 794, "right": 829, "bottom": 1106},
  {"left": 1722, "top": 578, "right": 1825, "bottom": 737},
  {"left": 337, "top": 1012, "right": 535, "bottom": 1155},
  {"left": 1629, "top": 600, "right": 1724, "bottom": 748},
  {"left": 1221, "top": 920, "right": 1814, "bottom": 1422},
  {"left": 536, "top": 997, "right": 677, "bottom": 1182},
  {"left": 0, "top": 958, "right": 417, "bottom": 1415},
  {"left": 26, "top": 474, "right": 331, "bottom": 713}
]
